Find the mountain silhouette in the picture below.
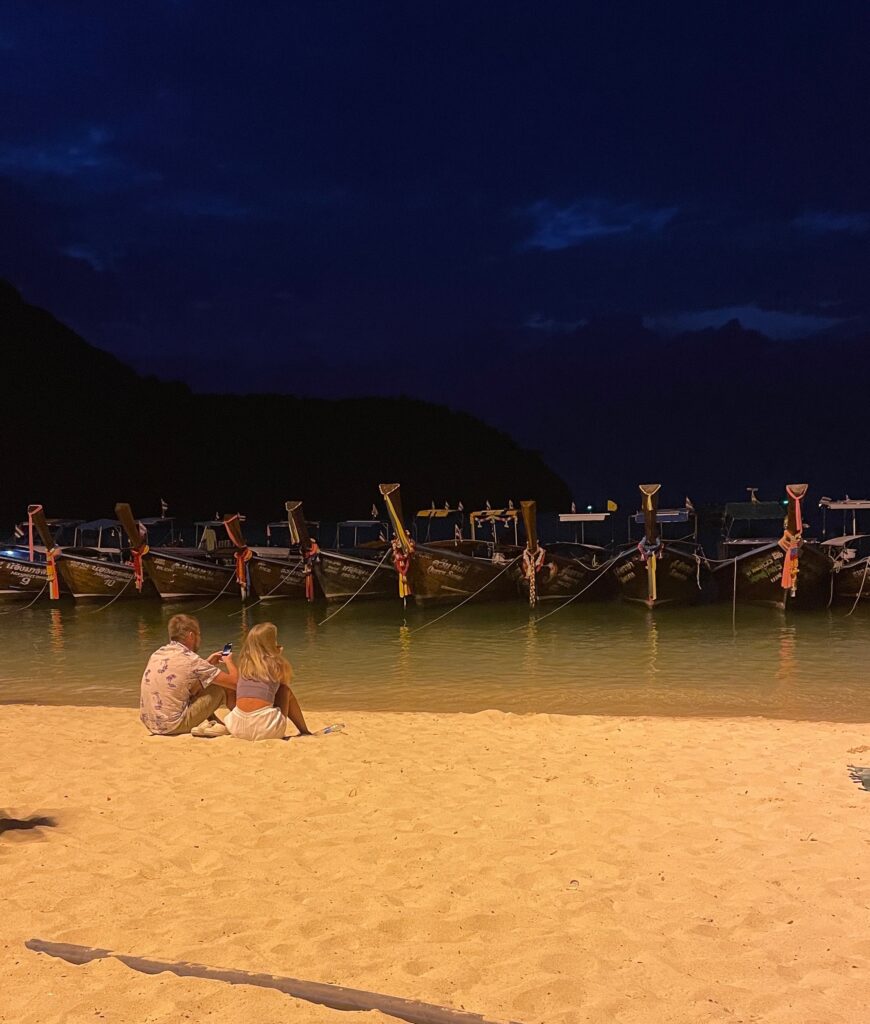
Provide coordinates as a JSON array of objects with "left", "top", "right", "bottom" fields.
[{"left": 0, "top": 281, "right": 571, "bottom": 527}]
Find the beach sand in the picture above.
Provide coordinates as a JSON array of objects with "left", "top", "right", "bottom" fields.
[{"left": 2, "top": 705, "right": 869, "bottom": 1023}]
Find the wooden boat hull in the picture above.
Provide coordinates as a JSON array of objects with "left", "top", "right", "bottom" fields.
[
  {"left": 517, "top": 545, "right": 617, "bottom": 602},
  {"left": 0, "top": 553, "right": 49, "bottom": 599},
  {"left": 612, "top": 544, "right": 708, "bottom": 608},
  {"left": 407, "top": 542, "right": 521, "bottom": 606},
  {"left": 712, "top": 541, "right": 833, "bottom": 609},
  {"left": 832, "top": 556, "right": 870, "bottom": 602},
  {"left": 315, "top": 550, "right": 397, "bottom": 601},
  {"left": 248, "top": 555, "right": 308, "bottom": 600},
  {"left": 143, "top": 551, "right": 239, "bottom": 600},
  {"left": 55, "top": 552, "right": 154, "bottom": 599}
]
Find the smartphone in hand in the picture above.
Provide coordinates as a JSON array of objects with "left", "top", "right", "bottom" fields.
[{"left": 221, "top": 642, "right": 233, "bottom": 657}]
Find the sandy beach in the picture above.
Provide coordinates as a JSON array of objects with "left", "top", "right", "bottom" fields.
[{"left": 2, "top": 705, "right": 869, "bottom": 1023}]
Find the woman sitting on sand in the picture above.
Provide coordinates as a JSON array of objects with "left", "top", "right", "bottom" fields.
[{"left": 225, "top": 622, "right": 312, "bottom": 741}]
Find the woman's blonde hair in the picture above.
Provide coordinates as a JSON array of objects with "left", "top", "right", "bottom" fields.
[{"left": 238, "top": 622, "right": 292, "bottom": 686}]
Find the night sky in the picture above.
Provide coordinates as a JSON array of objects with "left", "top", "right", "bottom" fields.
[{"left": 3, "top": 2, "right": 870, "bottom": 502}]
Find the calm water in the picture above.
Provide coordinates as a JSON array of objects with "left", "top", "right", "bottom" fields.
[{"left": 2, "top": 598, "right": 870, "bottom": 721}]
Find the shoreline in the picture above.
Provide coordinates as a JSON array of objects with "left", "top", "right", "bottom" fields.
[{"left": 3, "top": 705, "right": 869, "bottom": 1023}]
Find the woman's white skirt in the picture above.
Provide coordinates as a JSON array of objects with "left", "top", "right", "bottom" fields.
[{"left": 225, "top": 705, "right": 287, "bottom": 741}]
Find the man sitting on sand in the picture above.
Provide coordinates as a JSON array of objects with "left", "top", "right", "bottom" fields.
[{"left": 140, "top": 614, "right": 238, "bottom": 737}]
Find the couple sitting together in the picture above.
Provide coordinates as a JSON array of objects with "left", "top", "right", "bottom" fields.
[{"left": 140, "top": 613, "right": 311, "bottom": 740}]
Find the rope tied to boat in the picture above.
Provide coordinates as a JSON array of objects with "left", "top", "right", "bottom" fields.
[
  {"left": 507, "top": 548, "right": 629, "bottom": 633},
  {"left": 406, "top": 553, "right": 522, "bottom": 635},
  {"left": 317, "top": 546, "right": 394, "bottom": 626}
]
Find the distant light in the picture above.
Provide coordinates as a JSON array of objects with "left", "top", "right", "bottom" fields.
[
  {"left": 2, "top": 549, "right": 18, "bottom": 556},
  {"left": 782, "top": 499, "right": 788, "bottom": 506},
  {"left": 586, "top": 505, "right": 593, "bottom": 511}
]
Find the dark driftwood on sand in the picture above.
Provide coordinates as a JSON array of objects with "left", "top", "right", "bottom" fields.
[{"left": 26, "top": 939, "right": 524, "bottom": 1024}]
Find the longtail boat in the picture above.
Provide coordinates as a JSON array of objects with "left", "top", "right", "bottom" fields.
[
  {"left": 819, "top": 498, "right": 870, "bottom": 603},
  {"left": 52, "top": 517, "right": 173, "bottom": 600},
  {"left": 517, "top": 501, "right": 617, "bottom": 605},
  {"left": 286, "top": 501, "right": 397, "bottom": 602},
  {"left": 223, "top": 511, "right": 307, "bottom": 601},
  {"left": 0, "top": 505, "right": 72, "bottom": 600},
  {"left": 379, "top": 483, "right": 522, "bottom": 606},
  {"left": 612, "top": 484, "right": 711, "bottom": 608},
  {"left": 711, "top": 485, "right": 833, "bottom": 609},
  {"left": 115, "top": 503, "right": 239, "bottom": 600}
]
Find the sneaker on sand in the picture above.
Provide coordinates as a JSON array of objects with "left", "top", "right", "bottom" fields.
[{"left": 191, "top": 720, "right": 229, "bottom": 738}]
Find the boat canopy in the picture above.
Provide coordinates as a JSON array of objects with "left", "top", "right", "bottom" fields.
[
  {"left": 723, "top": 501, "right": 784, "bottom": 520},
  {"left": 559, "top": 513, "right": 610, "bottom": 523},
  {"left": 77, "top": 518, "right": 122, "bottom": 531},
  {"left": 632, "top": 508, "right": 691, "bottom": 525},
  {"left": 819, "top": 498, "right": 870, "bottom": 510},
  {"left": 820, "top": 534, "right": 870, "bottom": 547}
]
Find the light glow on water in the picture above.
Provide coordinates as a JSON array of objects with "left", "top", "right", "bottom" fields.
[{"left": 1, "top": 600, "right": 869, "bottom": 720}]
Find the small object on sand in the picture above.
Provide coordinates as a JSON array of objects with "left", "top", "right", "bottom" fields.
[
  {"left": 319, "top": 722, "right": 345, "bottom": 736},
  {"left": 847, "top": 765, "right": 870, "bottom": 790},
  {"left": 191, "top": 721, "right": 228, "bottom": 738},
  {"left": 25, "top": 939, "right": 526, "bottom": 1024}
]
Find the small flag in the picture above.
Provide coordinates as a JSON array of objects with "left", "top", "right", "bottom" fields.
[
  {"left": 431, "top": 499, "right": 436, "bottom": 509},
  {"left": 444, "top": 501, "right": 450, "bottom": 510},
  {"left": 571, "top": 501, "right": 576, "bottom": 514},
  {"left": 266, "top": 524, "right": 272, "bottom": 539},
  {"left": 685, "top": 496, "right": 695, "bottom": 511},
  {"left": 160, "top": 498, "right": 168, "bottom": 517},
  {"left": 14, "top": 523, "right": 24, "bottom": 538},
  {"left": 371, "top": 504, "right": 378, "bottom": 519},
  {"left": 486, "top": 499, "right": 492, "bottom": 510},
  {"left": 378, "top": 530, "right": 386, "bottom": 543},
  {"left": 454, "top": 523, "right": 462, "bottom": 542},
  {"left": 458, "top": 501, "right": 464, "bottom": 511},
  {"left": 607, "top": 499, "right": 618, "bottom": 512},
  {"left": 508, "top": 499, "right": 514, "bottom": 509}
]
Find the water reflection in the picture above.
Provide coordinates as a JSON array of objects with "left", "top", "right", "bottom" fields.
[{"left": 2, "top": 599, "right": 870, "bottom": 721}]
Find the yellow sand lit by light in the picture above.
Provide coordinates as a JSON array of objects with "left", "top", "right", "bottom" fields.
[{"left": 2, "top": 705, "right": 869, "bottom": 1023}]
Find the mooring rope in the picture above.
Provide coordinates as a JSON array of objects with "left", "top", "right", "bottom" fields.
[
  {"left": 405, "top": 554, "right": 522, "bottom": 635},
  {"left": 189, "top": 567, "right": 239, "bottom": 612},
  {"left": 82, "top": 572, "right": 137, "bottom": 613},
  {"left": 227, "top": 559, "right": 304, "bottom": 616},
  {"left": 845, "top": 556, "right": 870, "bottom": 617},
  {"left": 507, "top": 549, "right": 629, "bottom": 633},
  {"left": 0, "top": 580, "right": 48, "bottom": 614},
  {"left": 317, "top": 547, "right": 393, "bottom": 626}
]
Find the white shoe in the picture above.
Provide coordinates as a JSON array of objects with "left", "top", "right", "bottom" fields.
[{"left": 191, "top": 720, "right": 228, "bottom": 738}]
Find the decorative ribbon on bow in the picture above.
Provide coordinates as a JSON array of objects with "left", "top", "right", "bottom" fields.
[
  {"left": 522, "top": 545, "right": 546, "bottom": 607},
  {"left": 46, "top": 548, "right": 60, "bottom": 600},
  {"left": 637, "top": 536, "right": 662, "bottom": 604},
  {"left": 234, "top": 547, "right": 253, "bottom": 600},
  {"left": 779, "top": 486, "right": 804, "bottom": 595},
  {"left": 131, "top": 544, "right": 149, "bottom": 592},
  {"left": 303, "top": 540, "right": 320, "bottom": 602},
  {"left": 391, "top": 539, "right": 414, "bottom": 600}
]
